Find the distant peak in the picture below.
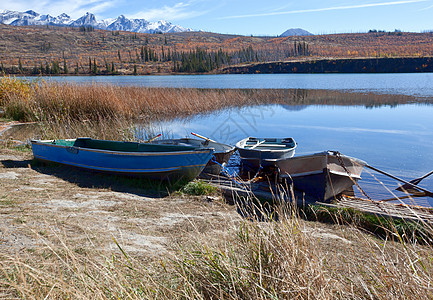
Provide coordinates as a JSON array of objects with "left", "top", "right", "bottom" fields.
[
  {"left": 25, "top": 10, "right": 39, "bottom": 16},
  {"left": 280, "top": 28, "right": 313, "bottom": 37}
]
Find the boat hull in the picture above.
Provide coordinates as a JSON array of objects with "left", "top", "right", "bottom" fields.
[
  {"left": 152, "top": 138, "right": 235, "bottom": 175},
  {"left": 276, "top": 151, "right": 366, "bottom": 201},
  {"left": 31, "top": 139, "right": 213, "bottom": 181}
]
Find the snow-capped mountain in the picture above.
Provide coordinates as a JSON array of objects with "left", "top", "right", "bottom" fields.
[{"left": 0, "top": 10, "right": 193, "bottom": 33}]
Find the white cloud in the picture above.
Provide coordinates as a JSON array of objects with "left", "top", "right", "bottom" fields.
[
  {"left": 220, "top": 0, "right": 428, "bottom": 19},
  {"left": 128, "top": 1, "right": 209, "bottom": 21}
]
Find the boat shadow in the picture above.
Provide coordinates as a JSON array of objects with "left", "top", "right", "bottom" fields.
[{"left": 1, "top": 158, "right": 182, "bottom": 198}]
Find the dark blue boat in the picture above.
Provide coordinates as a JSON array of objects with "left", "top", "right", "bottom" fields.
[
  {"left": 235, "top": 137, "right": 297, "bottom": 173},
  {"left": 31, "top": 138, "right": 214, "bottom": 181}
]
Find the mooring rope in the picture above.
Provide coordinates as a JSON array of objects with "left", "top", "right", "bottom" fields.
[{"left": 210, "top": 155, "right": 263, "bottom": 186}]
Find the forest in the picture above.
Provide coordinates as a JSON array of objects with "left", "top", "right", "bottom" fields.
[{"left": 1, "top": 24, "right": 433, "bottom": 75}]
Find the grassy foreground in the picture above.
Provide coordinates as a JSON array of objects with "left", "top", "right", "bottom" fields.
[
  {"left": 1, "top": 201, "right": 433, "bottom": 299},
  {"left": 2, "top": 76, "right": 433, "bottom": 298}
]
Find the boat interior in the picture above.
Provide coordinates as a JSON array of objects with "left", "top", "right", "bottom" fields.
[
  {"left": 43, "top": 138, "right": 196, "bottom": 152},
  {"left": 243, "top": 137, "right": 296, "bottom": 149}
]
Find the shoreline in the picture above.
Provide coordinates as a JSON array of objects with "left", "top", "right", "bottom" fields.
[{"left": 2, "top": 56, "right": 433, "bottom": 76}]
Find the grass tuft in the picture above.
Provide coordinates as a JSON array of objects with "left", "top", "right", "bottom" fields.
[
  {"left": 181, "top": 180, "right": 218, "bottom": 196},
  {"left": 1, "top": 202, "right": 433, "bottom": 298}
]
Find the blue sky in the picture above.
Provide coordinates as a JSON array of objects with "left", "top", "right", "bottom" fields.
[{"left": 2, "top": 0, "right": 433, "bottom": 35}]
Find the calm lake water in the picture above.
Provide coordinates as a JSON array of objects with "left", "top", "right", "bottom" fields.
[
  {"left": 22, "top": 73, "right": 433, "bottom": 206},
  {"left": 31, "top": 72, "right": 433, "bottom": 97},
  {"left": 153, "top": 103, "right": 433, "bottom": 206}
]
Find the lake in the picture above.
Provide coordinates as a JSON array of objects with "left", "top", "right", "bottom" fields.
[
  {"left": 152, "top": 103, "right": 433, "bottom": 206},
  {"left": 21, "top": 73, "right": 433, "bottom": 206},
  {"left": 29, "top": 72, "right": 433, "bottom": 97}
]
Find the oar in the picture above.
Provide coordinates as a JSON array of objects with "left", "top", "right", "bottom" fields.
[
  {"left": 249, "top": 140, "right": 266, "bottom": 150},
  {"left": 396, "top": 170, "right": 433, "bottom": 192},
  {"left": 380, "top": 192, "right": 427, "bottom": 203},
  {"left": 191, "top": 132, "right": 216, "bottom": 143},
  {"left": 365, "top": 165, "right": 433, "bottom": 198},
  {"left": 146, "top": 133, "right": 162, "bottom": 142}
]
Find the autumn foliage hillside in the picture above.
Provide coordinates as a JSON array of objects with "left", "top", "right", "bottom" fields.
[{"left": 1, "top": 24, "right": 433, "bottom": 75}]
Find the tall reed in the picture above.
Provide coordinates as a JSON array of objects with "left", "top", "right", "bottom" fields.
[
  {"left": 1, "top": 201, "right": 433, "bottom": 299},
  {"left": 1, "top": 77, "right": 428, "bottom": 124}
]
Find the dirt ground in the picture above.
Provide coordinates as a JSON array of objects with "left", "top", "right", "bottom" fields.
[
  {"left": 0, "top": 145, "right": 244, "bottom": 259},
  {"left": 0, "top": 122, "right": 357, "bottom": 263}
]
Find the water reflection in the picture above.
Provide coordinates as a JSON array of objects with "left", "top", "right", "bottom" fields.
[
  {"left": 154, "top": 103, "right": 433, "bottom": 207},
  {"left": 23, "top": 73, "right": 433, "bottom": 97}
]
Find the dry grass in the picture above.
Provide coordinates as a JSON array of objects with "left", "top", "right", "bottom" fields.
[
  {"left": 1, "top": 77, "right": 290, "bottom": 123},
  {"left": 2, "top": 24, "right": 433, "bottom": 75},
  {"left": 1, "top": 77, "right": 428, "bottom": 125},
  {"left": 2, "top": 77, "right": 433, "bottom": 298},
  {"left": 170, "top": 204, "right": 433, "bottom": 299},
  {"left": 1, "top": 76, "right": 431, "bottom": 141},
  {"left": 1, "top": 201, "right": 433, "bottom": 299}
]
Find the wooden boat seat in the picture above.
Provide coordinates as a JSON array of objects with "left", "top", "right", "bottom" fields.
[{"left": 245, "top": 144, "right": 289, "bottom": 149}]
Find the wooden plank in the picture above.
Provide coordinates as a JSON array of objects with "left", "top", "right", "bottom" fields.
[{"left": 204, "top": 175, "right": 433, "bottom": 223}]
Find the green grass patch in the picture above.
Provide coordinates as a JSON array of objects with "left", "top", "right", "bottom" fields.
[
  {"left": 303, "top": 204, "right": 432, "bottom": 244},
  {"left": 180, "top": 179, "right": 218, "bottom": 196}
]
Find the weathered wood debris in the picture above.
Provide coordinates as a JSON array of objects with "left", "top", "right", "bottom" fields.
[{"left": 203, "top": 175, "right": 433, "bottom": 223}]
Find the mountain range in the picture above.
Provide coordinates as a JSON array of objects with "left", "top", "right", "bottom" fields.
[{"left": 0, "top": 10, "right": 193, "bottom": 33}]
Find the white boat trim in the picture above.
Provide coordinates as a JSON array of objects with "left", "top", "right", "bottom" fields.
[
  {"left": 279, "top": 170, "right": 324, "bottom": 178},
  {"left": 328, "top": 169, "right": 362, "bottom": 179}
]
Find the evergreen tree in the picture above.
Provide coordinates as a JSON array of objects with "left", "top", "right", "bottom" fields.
[
  {"left": 32, "top": 65, "right": 39, "bottom": 75},
  {"left": 51, "top": 61, "right": 60, "bottom": 74},
  {"left": 63, "top": 59, "right": 68, "bottom": 74},
  {"left": 18, "top": 58, "right": 23, "bottom": 73},
  {"left": 92, "top": 58, "right": 98, "bottom": 74}
]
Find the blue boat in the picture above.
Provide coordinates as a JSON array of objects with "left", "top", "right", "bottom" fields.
[
  {"left": 31, "top": 138, "right": 214, "bottom": 181},
  {"left": 151, "top": 137, "right": 235, "bottom": 175}
]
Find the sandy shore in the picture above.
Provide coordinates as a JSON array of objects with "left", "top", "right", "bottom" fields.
[{"left": 0, "top": 145, "right": 243, "bottom": 259}]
